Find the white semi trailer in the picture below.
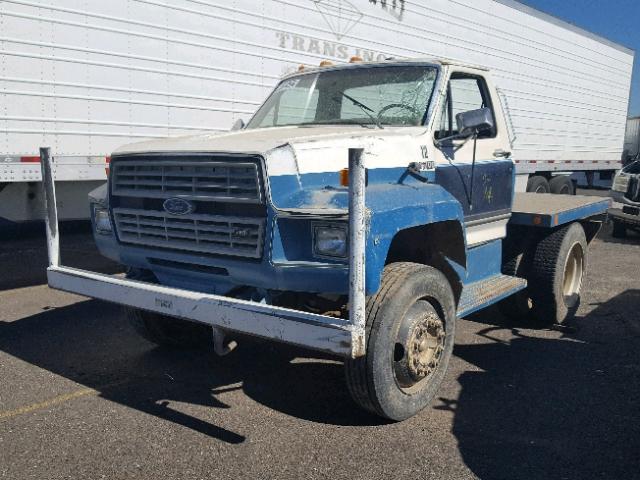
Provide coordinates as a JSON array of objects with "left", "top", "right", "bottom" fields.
[{"left": 0, "top": 0, "right": 634, "bottom": 225}]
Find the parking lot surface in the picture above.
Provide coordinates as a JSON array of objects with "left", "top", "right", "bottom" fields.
[{"left": 1, "top": 223, "right": 639, "bottom": 480}]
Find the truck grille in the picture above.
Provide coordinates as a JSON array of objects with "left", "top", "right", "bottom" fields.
[
  {"left": 110, "top": 155, "right": 266, "bottom": 260},
  {"left": 113, "top": 208, "right": 265, "bottom": 259},
  {"left": 112, "top": 160, "right": 262, "bottom": 203}
]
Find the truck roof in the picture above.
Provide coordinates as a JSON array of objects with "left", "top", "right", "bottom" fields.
[{"left": 282, "top": 58, "right": 489, "bottom": 80}]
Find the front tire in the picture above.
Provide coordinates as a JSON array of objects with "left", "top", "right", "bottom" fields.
[
  {"left": 124, "top": 269, "right": 212, "bottom": 348},
  {"left": 345, "top": 263, "right": 456, "bottom": 421},
  {"left": 127, "top": 308, "right": 212, "bottom": 349}
]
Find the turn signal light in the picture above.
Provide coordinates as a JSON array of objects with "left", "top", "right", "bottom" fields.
[
  {"left": 339, "top": 168, "right": 349, "bottom": 187},
  {"left": 319, "top": 60, "right": 334, "bottom": 67},
  {"left": 298, "top": 64, "right": 306, "bottom": 72},
  {"left": 349, "top": 56, "right": 363, "bottom": 63}
]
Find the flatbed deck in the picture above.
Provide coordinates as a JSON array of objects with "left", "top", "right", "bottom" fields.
[{"left": 510, "top": 193, "right": 610, "bottom": 228}]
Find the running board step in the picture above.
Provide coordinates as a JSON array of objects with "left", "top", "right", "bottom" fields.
[{"left": 457, "top": 274, "right": 527, "bottom": 318}]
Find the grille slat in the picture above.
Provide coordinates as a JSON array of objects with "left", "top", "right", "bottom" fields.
[
  {"left": 110, "top": 156, "right": 266, "bottom": 260},
  {"left": 112, "top": 160, "right": 262, "bottom": 203},
  {"left": 113, "top": 208, "right": 265, "bottom": 259}
]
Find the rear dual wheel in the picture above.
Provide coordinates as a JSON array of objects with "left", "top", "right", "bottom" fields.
[
  {"left": 549, "top": 176, "right": 575, "bottom": 195},
  {"left": 345, "top": 263, "right": 456, "bottom": 421},
  {"left": 500, "top": 222, "right": 587, "bottom": 325},
  {"left": 527, "top": 175, "right": 575, "bottom": 195}
]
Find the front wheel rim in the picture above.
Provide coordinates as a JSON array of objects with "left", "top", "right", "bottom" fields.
[{"left": 393, "top": 301, "right": 446, "bottom": 392}]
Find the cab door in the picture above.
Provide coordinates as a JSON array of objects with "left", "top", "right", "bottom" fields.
[{"left": 431, "top": 69, "right": 514, "bottom": 246}]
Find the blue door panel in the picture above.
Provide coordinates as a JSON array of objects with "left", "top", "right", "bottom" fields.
[{"left": 435, "top": 159, "right": 514, "bottom": 222}]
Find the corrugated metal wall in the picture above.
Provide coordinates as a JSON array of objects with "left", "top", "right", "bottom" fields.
[{"left": 0, "top": 0, "right": 634, "bottom": 164}]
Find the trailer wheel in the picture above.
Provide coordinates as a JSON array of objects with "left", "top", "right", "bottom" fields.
[
  {"left": 527, "top": 175, "right": 550, "bottom": 193},
  {"left": 612, "top": 219, "right": 627, "bottom": 238},
  {"left": 344, "top": 263, "right": 456, "bottom": 421},
  {"left": 127, "top": 308, "right": 212, "bottom": 348},
  {"left": 528, "top": 223, "right": 587, "bottom": 325},
  {"left": 549, "top": 176, "right": 575, "bottom": 195}
]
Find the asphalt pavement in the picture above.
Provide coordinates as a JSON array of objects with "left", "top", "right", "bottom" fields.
[{"left": 0, "top": 220, "right": 639, "bottom": 480}]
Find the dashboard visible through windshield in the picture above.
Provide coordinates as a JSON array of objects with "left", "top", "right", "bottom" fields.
[{"left": 247, "top": 65, "right": 439, "bottom": 129}]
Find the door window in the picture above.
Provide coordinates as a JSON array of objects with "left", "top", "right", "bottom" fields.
[{"left": 435, "top": 74, "right": 497, "bottom": 139}]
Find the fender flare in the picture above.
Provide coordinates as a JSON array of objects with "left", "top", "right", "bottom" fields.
[{"left": 364, "top": 183, "right": 467, "bottom": 295}]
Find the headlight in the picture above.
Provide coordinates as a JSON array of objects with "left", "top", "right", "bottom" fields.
[
  {"left": 93, "top": 206, "right": 113, "bottom": 235},
  {"left": 612, "top": 175, "right": 629, "bottom": 193},
  {"left": 314, "top": 224, "right": 348, "bottom": 259}
]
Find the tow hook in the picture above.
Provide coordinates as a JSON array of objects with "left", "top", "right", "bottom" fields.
[{"left": 212, "top": 327, "right": 238, "bottom": 356}]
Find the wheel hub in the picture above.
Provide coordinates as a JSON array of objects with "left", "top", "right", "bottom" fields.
[{"left": 407, "top": 314, "right": 445, "bottom": 381}]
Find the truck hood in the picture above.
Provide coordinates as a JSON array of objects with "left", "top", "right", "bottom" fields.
[
  {"left": 112, "top": 125, "right": 425, "bottom": 157},
  {"left": 111, "top": 125, "right": 429, "bottom": 211}
]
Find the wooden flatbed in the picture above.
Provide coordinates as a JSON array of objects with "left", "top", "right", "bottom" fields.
[{"left": 509, "top": 193, "right": 611, "bottom": 228}]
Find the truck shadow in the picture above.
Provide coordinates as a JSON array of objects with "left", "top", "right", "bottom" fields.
[
  {"left": 441, "top": 290, "right": 640, "bottom": 479},
  {"left": 0, "top": 299, "right": 381, "bottom": 445}
]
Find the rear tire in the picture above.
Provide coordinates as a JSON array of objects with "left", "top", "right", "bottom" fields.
[
  {"left": 549, "top": 176, "right": 575, "bottom": 195},
  {"left": 528, "top": 223, "right": 587, "bottom": 325},
  {"left": 527, "top": 175, "right": 550, "bottom": 194},
  {"left": 612, "top": 219, "right": 627, "bottom": 239},
  {"left": 344, "top": 263, "right": 456, "bottom": 421},
  {"left": 499, "top": 250, "right": 535, "bottom": 321}
]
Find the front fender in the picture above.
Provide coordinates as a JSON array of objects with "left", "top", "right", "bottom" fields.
[{"left": 364, "top": 183, "right": 466, "bottom": 294}]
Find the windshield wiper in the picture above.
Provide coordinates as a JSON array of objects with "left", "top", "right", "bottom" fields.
[{"left": 334, "top": 93, "right": 384, "bottom": 130}]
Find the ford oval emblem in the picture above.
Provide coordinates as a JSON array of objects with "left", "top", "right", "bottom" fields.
[{"left": 163, "top": 197, "right": 195, "bottom": 216}]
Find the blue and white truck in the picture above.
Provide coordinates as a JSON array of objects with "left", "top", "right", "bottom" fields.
[{"left": 41, "top": 58, "right": 611, "bottom": 420}]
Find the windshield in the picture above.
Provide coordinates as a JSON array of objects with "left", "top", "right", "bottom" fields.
[{"left": 247, "top": 65, "right": 439, "bottom": 129}]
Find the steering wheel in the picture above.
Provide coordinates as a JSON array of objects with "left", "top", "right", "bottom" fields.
[{"left": 377, "top": 103, "right": 420, "bottom": 124}]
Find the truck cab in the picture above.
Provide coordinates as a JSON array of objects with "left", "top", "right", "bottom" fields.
[
  {"left": 43, "top": 58, "right": 608, "bottom": 421},
  {"left": 92, "top": 59, "right": 513, "bottom": 298}
]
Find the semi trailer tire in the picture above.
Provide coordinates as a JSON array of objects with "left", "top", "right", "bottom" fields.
[
  {"left": 528, "top": 222, "right": 587, "bottom": 325},
  {"left": 549, "top": 176, "right": 575, "bottom": 195},
  {"left": 344, "top": 263, "right": 456, "bottom": 421},
  {"left": 527, "top": 175, "right": 550, "bottom": 193}
]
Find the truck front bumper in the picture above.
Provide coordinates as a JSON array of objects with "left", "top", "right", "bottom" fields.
[
  {"left": 40, "top": 147, "right": 367, "bottom": 359},
  {"left": 47, "top": 265, "right": 353, "bottom": 356}
]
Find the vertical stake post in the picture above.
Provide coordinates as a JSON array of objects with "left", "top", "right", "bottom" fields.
[
  {"left": 348, "top": 148, "right": 366, "bottom": 358},
  {"left": 40, "top": 147, "right": 60, "bottom": 268}
]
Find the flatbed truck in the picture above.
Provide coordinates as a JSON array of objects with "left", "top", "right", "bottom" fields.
[{"left": 41, "top": 59, "right": 610, "bottom": 420}]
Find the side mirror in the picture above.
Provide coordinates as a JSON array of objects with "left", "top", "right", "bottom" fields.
[
  {"left": 456, "top": 108, "right": 494, "bottom": 137},
  {"left": 231, "top": 118, "right": 245, "bottom": 131}
]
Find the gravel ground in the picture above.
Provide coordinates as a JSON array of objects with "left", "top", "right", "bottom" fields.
[{"left": 0, "top": 218, "right": 638, "bottom": 480}]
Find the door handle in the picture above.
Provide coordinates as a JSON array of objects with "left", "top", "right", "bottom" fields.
[{"left": 493, "top": 149, "right": 512, "bottom": 158}]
